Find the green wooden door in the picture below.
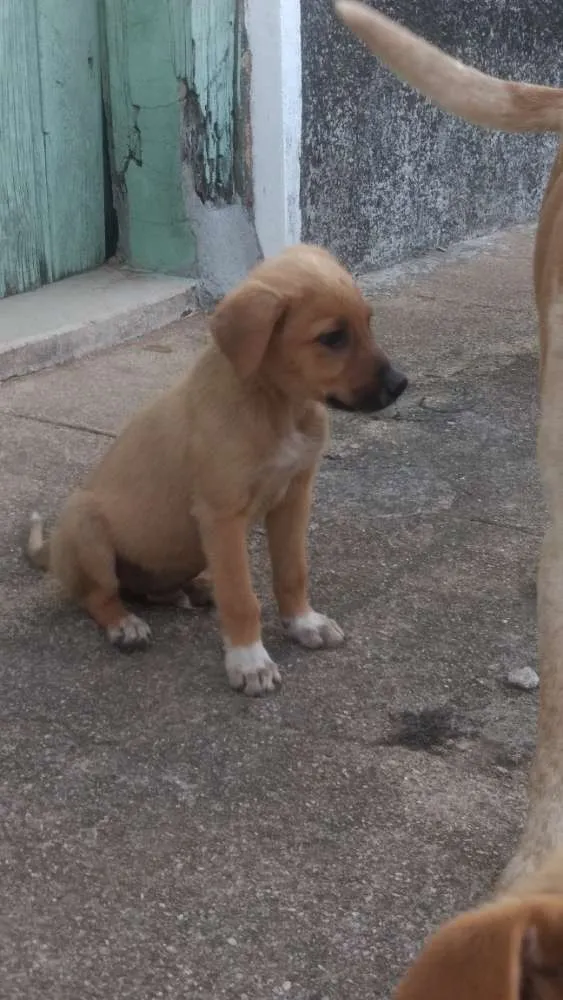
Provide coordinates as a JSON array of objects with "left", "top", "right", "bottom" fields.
[{"left": 0, "top": 0, "right": 105, "bottom": 298}]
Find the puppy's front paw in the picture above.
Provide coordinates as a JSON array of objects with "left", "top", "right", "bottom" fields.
[
  {"left": 225, "top": 641, "right": 282, "bottom": 696},
  {"left": 107, "top": 614, "right": 152, "bottom": 652},
  {"left": 283, "top": 610, "right": 344, "bottom": 650}
]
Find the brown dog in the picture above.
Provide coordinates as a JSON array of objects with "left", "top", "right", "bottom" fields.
[
  {"left": 335, "top": 1, "right": 563, "bottom": 994},
  {"left": 28, "top": 244, "right": 407, "bottom": 695},
  {"left": 392, "top": 870, "right": 563, "bottom": 999}
]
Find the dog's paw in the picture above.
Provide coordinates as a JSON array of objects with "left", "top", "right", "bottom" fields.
[
  {"left": 107, "top": 614, "right": 152, "bottom": 651},
  {"left": 283, "top": 610, "right": 344, "bottom": 650},
  {"left": 184, "top": 575, "right": 215, "bottom": 609},
  {"left": 174, "top": 592, "right": 197, "bottom": 611},
  {"left": 146, "top": 589, "right": 194, "bottom": 610},
  {"left": 224, "top": 641, "right": 282, "bottom": 696}
]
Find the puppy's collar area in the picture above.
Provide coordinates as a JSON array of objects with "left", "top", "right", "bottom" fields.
[{"left": 244, "top": 374, "right": 326, "bottom": 415}]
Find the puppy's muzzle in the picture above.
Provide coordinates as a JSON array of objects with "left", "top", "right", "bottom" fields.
[
  {"left": 329, "top": 362, "right": 408, "bottom": 412},
  {"left": 376, "top": 362, "right": 409, "bottom": 409}
]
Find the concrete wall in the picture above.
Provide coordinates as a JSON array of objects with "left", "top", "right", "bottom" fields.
[
  {"left": 102, "top": 0, "right": 260, "bottom": 302},
  {"left": 301, "top": 0, "right": 563, "bottom": 272},
  {"left": 245, "top": 0, "right": 302, "bottom": 258}
]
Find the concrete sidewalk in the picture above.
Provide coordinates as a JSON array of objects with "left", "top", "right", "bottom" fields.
[{"left": 0, "top": 225, "right": 542, "bottom": 999}]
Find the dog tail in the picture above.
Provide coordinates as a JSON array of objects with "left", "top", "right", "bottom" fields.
[
  {"left": 27, "top": 512, "right": 50, "bottom": 571},
  {"left": 335, "top": 1, "right": 563, "bottom": 135}
]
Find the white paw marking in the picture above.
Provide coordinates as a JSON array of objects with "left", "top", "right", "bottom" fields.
[
  {"left": 224, "top": 640, "right": 281, "bottom": 696},
  {"left": 283, "top": 610, "right": 344, "bottom": 650},
  {"left": 107, "top": 614, "right": 152, "bottom": 651}
]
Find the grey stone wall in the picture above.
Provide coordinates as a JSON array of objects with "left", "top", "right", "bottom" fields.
[{"left": 301, "top": 0, "right": 562, "bottom": 272}]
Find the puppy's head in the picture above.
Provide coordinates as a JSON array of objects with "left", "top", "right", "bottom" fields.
[
  {"left": 393, "top": 897, "right": 563, "bottom": 1000},
  {"left": 211, "top": 245, "right": 407, "bottom": 411}
]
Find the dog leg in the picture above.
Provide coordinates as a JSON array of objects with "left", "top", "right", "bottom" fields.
[
  {"left": 184, "top": 572, "right": 215, "bottom": 608},
  {"left": 145, "top": 590, "right": 195, "bottom": 610},
  {"left": 199, "top": 515, "right": 280, "bottom": 696},
  {"left": 498, "top": 351, "right": 563, "bottom": 890},
  {"left": 144, "top": 576, "right": 214, "bottom": 611},
  {"left": 266, "top": 470, "right": 344, "bottom": 650},
  {"left": 84, "top": 590, "right": 152, "bottom": 651},
  {"left": 498, "top": 523, "right": 563, "bottom": 891},
  {"left": 51, "top": 493, "right": 152, "bottom": 652}
]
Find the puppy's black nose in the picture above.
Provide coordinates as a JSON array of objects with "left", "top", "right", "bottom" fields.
[
  {"left": 381, "top": 363, "right": 408, "bottom": 402},
  {"left": 326, "top": 362, "right": 408, "bottom": 412}
]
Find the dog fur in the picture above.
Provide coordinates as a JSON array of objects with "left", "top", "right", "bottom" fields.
[
  {"left": 393, "top": 870, "right": 563, "bottom": 1000},
  {"left": 28, "top": 243, "right": 407, "bottom": 695},
  {"left": 335, "top": 1, "right": 563, "bottom": 994}
]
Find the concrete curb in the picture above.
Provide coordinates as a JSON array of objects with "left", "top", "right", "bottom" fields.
[
  {"left": 0, "top": 266, "right": 199, "bottom": 382},
  {"left": 0, "top": 224, "right": 535, "bottom": 383}
]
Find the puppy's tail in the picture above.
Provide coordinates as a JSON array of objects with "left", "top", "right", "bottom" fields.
[
  {"left": 27, "top": 512, "right": 50, "bottom": 571},
  {"left": 335, "top": 1, "right": 563, "bottom": 134}
]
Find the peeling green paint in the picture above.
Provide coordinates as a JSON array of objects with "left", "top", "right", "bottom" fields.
[
  {"left": 0, "top": 0, "right": 242, "bottom": 296},
  {"left": 102, "top": 0, "right": 239, "bottom": 276},
  {"left": 186, "top": 0, "right": 237, "bottom": 201}
]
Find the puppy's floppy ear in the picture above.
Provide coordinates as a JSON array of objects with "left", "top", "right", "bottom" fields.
[
  {"left": 211, "top": 279, "right": 287, "bottom": 379},
  {"left": 393, "top": 899, "right": 563, "bottom": 1000}
]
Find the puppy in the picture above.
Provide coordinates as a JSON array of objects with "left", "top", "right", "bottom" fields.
[
  {"left": 392, "top": 868, "right": 563, "bottom": 999},
  {"left": 335, "top": 2, "right": 563, "bottom": 993},
  {"left": 28, "top": 244, "right": 407, "bottom": 695}
]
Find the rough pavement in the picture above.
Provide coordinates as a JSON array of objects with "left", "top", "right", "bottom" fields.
[{"left": 0, "top": 225, "right": 543, "bottom": 999}]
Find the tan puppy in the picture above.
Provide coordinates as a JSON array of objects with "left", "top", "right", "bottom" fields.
[
  {"left": 28, "top": 244, "right": 407, "bottom": 695},
  {"left": 392, "top": 877, "right": 563, "bottom": 999},
  {"left": 334, "top": 1, "right": 563, "bottom": 994}
]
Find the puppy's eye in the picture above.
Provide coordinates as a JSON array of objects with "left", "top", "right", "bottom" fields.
[{"left": 317, "top": 328, "right": 349, "bottom": 350}]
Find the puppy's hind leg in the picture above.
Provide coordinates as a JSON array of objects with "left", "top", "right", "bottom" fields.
[
  {"left": 145, "top": 572, "right": 214, "bottom": 611},
  {"left": 184, "top": 571, "right": 215, "bottom": 608},
  {"left": 53, "top": 493, "right": 152, "bottom": 652},
  {"left": 86, "top": 589, "right": 152, "bottom": 652}
]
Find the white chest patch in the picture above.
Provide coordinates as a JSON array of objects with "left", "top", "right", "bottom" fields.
[
  {"left": 270, "top": 430, "right": 320, "bottom": 477},
  {"left": 253, "top": 430, "right": 322, "bottom": 517}
]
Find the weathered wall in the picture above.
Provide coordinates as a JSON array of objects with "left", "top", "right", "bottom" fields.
[
  {"left": 1, "top": 0, "right": 105, "bottom": 298},
  {"left": 181, "top": 0, "right": 260, "bottom": 302},
  {"left": 301, "top": 0, "right": 563, "bottom": 272},
  {"left": 102, "top": 0, "right": 259, "bottom": 298}
]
